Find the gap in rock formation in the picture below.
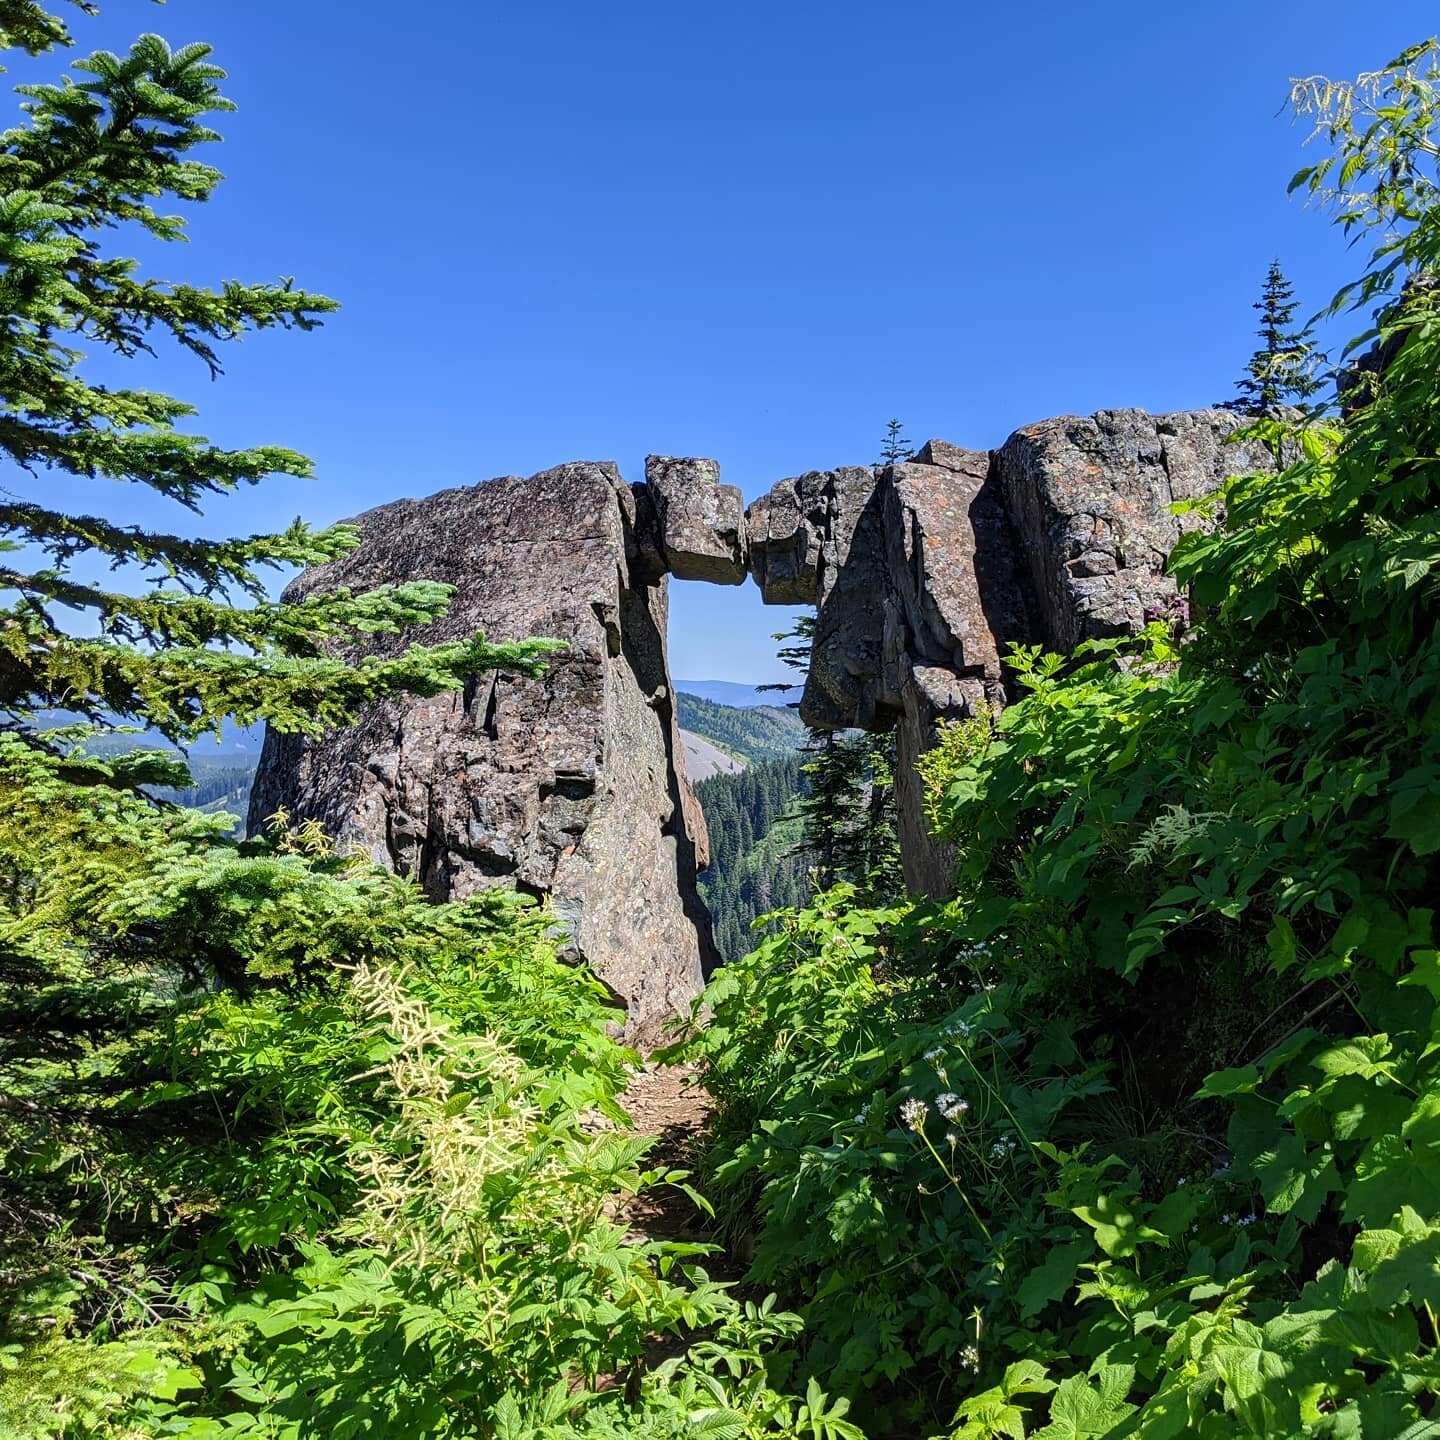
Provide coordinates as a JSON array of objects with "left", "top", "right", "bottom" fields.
[{"left": 250, "top": 410, "right": 1278, "bottom": 1045}]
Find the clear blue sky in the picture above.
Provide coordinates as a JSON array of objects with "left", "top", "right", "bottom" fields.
[{"left": 18, "top": 1, "right": 1436, "bottom": 682}]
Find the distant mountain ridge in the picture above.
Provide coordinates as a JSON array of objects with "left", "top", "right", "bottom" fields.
[
  {"left": 673, "top": 679, "right": 802, "bottom": 708},
  {"left": 31, "top": 710, "right": 264, "bottom": 757},
  {"left": 676, "top": 692, "right": 806, "bottom": 768}
]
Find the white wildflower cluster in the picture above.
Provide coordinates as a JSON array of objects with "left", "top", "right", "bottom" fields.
[
  {"left": 957, "top": 940, "right": 992, "bottom": 963},
  {"left": 988, "top": 1133, "right": 1019, "bottom": 1161},
  {"left": 960, "top": 1344, "right": 981, "bottom": 1372},
  {"left": 899, "top": 1097, "right": 929, "bottom": 1132},
  {"left": 1236, "top": 1213, "right": 1258, "bottom": 1227},
  {"left": 943, "top": 1019, "right": 972, "bottom": 1041},
  {"left": 923, "top": 1046, "right": 946, "bottom": 1064},
  {"left": 854, "top": 1102, "right": 872, "bottom": 1126},
  {"left": 936, "top": 1092, "right": 969, "bottom": 1123}
]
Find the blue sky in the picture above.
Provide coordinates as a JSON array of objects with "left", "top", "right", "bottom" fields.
[{"left": 16, "top": 1, "right": 1436, "bottom": 682}]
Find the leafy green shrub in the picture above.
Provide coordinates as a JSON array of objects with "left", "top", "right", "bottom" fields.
[{"left": 0, "top": 734, "right": 869, "bottom": 1437}]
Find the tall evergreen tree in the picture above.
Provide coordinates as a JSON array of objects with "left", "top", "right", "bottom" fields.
[
  {"left": 762, "top": 613, "right": 903, "bottom": 900},
  {"left": 1220, "top": 258, "right": 1327, "bottom": 414},
  {"left": 0, "top": 23, "right": 550, "bottom": 740}
]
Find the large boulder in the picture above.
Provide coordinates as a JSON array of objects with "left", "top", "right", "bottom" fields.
[
  {"left": 994, "top": 408, "right": 1275, "bottom": 652},
  {"left": 247, "top": 462, "right": 713, "bottom": 1046},
  {"left": 644, "top": 455, "right": 747, "bottom": 585},
  {"left": 251, "top": 406, "right": 1277, "bottom": 1042},
  {"left": 746, "top": 465, "right": 877, "bottom": 606},
  {"left": 741, "top": 409, "right": 1275, "bottom": 895}
]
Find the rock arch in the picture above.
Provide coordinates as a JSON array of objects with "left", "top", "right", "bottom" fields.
[{"left": 250, "top": 409, "right": 1273, "bottom": 1042}]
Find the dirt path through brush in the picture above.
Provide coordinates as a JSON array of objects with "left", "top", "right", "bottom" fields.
[{"left": 614, "top": 1060, "right": 719, "bottom": 1250}]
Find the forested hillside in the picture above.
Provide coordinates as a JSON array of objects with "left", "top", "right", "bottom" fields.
[
  {"left": 696, "top": 755, "right": 810, "bottom": 962},
  {"left": 676, "top": 691, "right": 806, "bottom": 764}
]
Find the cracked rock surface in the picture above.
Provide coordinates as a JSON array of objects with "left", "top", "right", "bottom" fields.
[
  {"left": 252, "top": 407, "right": 1275, "bottom": 1038},
  {"left": 248, "top": 462, "right": 712, "bottom": 1046}
]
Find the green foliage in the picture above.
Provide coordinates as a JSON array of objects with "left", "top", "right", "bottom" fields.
[
  {"left": 0, "top": 13, "right": 852, "bottom": 1438},
  {"left": 1219, "top": 258, "right": 1327, "bottom": 414},
  {"left": 682, "top": 37, "right": 1440, "bottom": 1439}
]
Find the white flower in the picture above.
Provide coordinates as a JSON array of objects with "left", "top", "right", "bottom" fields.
[
  {"left": 854, "top": 1103, "right": 871, "bottom": 1126},
  {"left": 989, "top": 1134, "right": 1019, "bottom": 1161},
  {"left": 1237, "top": 1213, "right": 1257, "bottom": 1227},
  {"left": 960, "top": 1344, "right": 981, "bottom": 1372},
  {"left": 1176, "top": 1176, "right": 1187, "bottom": 1187},
  {"left": 924, "top": 1046, "right": 945, "bottom": 1064},
  {"left": 937, "top": 1093, "right": 969, "bottom": 1123},
  {"left": 899, "top": 1097, "right": 928, "bottom": 1132},
  {"left": 946, "top": 1132, "right": 959, "bottom": 1146}
]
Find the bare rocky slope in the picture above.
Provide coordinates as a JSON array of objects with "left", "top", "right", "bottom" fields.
[{"left": 251, "top": 411, "right": 1273, "bottom": 1042}]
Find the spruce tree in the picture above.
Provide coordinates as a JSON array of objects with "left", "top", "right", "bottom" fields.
[
  {"left": 763, "top": 613, "right": 903, "bottom": 899},
  {"left": 879, "top": 417, "right": 915, "bottom": 465},
  {"left": 1220, "top": 259, "right": 1327, "bottom": 415},
  {"left": 0, "top": 22, "right": 552, "bottom": 741}
]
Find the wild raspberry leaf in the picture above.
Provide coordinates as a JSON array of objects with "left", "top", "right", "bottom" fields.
[
  {"left": 1016, "top": 1239, "right": 1093, "bottom": 1319},
  {"left": 1354, "top": 1217, "right": 1440, "bottom": 1309},
  {"left": 1030, "top": 1365, "right": 1137, "bottom": 1440},
  {"left": 1072, "top": 1195, "right": 1165, "bottom": 1260},
  {"left": 1400, "top": 950, "right": 1440, "bottom": 1002},
  {"left": 1387, "top": 765, "right": 1440, "bottom": 855},
  {"left": 1256, "top": 1133, "right": 1342, "bottom": 1223},
  {"left": 1209, "top": 1338, "right": 1300, "bottom": 1436},
  {"left": 1344, "top": 1132, "right": 1440, "bottom": 1227},
  {"left": 1310, "top": 1034, "right": 1398, "bottom": 1081},
  {"left": 1195, "top": 1064, "right": 1261, "bottom": 1099},
  {"left": 1319, "top": 1302, "right": 1422, "bottom": 1371}
]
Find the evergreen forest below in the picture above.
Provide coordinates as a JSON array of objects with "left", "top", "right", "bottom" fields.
[{"left": 4, "top": 6, "right": 1440, "bottom": 1439}]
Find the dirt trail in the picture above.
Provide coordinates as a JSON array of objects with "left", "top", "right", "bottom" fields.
[{"left": 613, "top": 1060, "right": 719, "bottom": 1250}]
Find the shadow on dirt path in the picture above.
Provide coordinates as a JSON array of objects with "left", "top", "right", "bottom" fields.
[{"left": 613, "top": 1060, "right": 734, "bottom": 1262}]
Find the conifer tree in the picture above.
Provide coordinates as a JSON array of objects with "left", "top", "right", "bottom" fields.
[
  {"left": 0, "top": 7, "right": 558, "bottom": 1370},
  {"left": 0, "top": 10, "right": 554, "bottom": 747},
  {"left": 1220, "top": 259, "right": 1327, "bottom": 414},
  {"left": 763, "top": 613, "right": 903, "bottom": 899},
  {"left": 878, "top": 417, "right": 915, "bottom": 465}
]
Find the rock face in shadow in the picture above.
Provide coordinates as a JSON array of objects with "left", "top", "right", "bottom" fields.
[
  {"left": 247, "top": 462, "right": 713, "bottom": 1046},
  {"left": 251, "top": 406, "right": 1275, "bottom": 1040}
]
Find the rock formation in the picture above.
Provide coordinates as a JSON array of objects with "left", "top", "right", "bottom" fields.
[
  {"left": 743, "top": 409, "right": 1276, "bottom": 894},
  {"left": 251, "top": 408, "right": 1276, "bottom": 1041},
  {"left": 247, "top": 462, "right": 714, "bottom": 1045}
]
